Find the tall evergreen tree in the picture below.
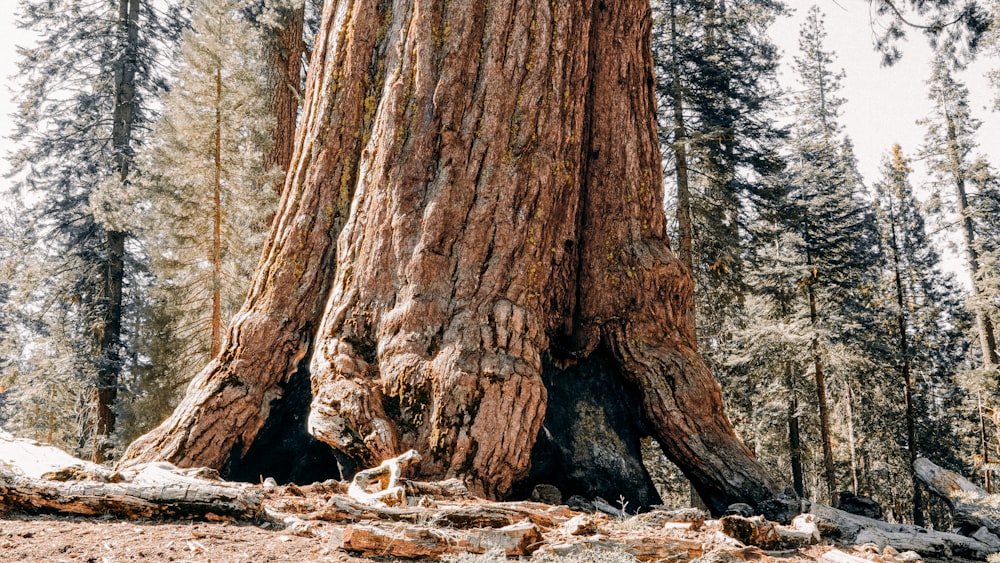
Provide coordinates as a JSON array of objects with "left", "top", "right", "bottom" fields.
[
  {"left": 867, "top": 144, "right": 972, "bottom": 524},
  {"left": 921, "top": 52, "right": 1000, "bottom": 373},
  {"left": 129, "top": 0, "right": 279, "bottom": 436},
  {"left": 652, "top": 0, "right": 787, "bottom": 337},
  {"left": 782, "top": 6, "right": 878, "bottom": 504},
  {"left": 8, "top": 0, "right": 180, "bottom": 459}
]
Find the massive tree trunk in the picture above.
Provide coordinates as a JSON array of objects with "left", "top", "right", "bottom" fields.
[{"left": 121, "top": 0, "right": 781, "bottom": 515}]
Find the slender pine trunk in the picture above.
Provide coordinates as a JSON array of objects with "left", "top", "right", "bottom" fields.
[
  {"left": 786, "top": 361, "right": 804, "bottom": 498},
  {"left": 805, "top": 257, "right": 837, "bottom": 505},
  {"left": 945, "top": 113, "right": 999, "bottom": 369},
  {"left": 669, "top": 1, "right": 693, "bottom": 276},
  {"left": 211, "top": 66, "right": 223, "bottom": 358},
  {"left": 94, "top": 0, "right": 139, "bottom": 463}
]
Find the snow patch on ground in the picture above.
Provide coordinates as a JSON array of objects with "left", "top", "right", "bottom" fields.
[{"left": 0, "top": 428, "right": 100, "bottom": 479}]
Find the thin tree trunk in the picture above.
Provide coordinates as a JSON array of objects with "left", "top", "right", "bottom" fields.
[
  {"left": 806, "top": 270, "right": 837, "bottom": 505},
  {"left": 845, "top": 385, "right": 858, "bottom": 495},
  {"left": 669, "top": 0, "right": 694, "bottom": 285},
  {"left": 94, "top": 0, "right": 139, "bottom": 463},
  {"left": 786, "top": 361, "right": 804, "bottom": 498},
  {"left": 945, "top": 113, "right": 999, "bottom": 369},
  {"left": 979, "top": 395, "right": 992, "bottom": 493},
  {"left": 882, "top": 181, "right": 923, "bottom": 524},
  {"left": 211, "top": 66, "right": 224, "bottom": 358},
  {"left": 124, "top": 0, "right": 782, "bottom": 515}
]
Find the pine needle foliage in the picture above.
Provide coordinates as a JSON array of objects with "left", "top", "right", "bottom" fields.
[
  {"left": 123, "top": 0, "right": 279, "bottom": 439},
  {"left": 6, "top": 0, "right": 182, "bottom": 456}
]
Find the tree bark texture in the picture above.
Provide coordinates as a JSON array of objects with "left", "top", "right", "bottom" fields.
[
  {"left": 303, "top": 0, "right": 778, "bottom": 512},
  {"left": 124, "top": 0, "right": 780, "bottom": 515},
  {"left": 262, "top": 0, "right": 306, "bottom": 195},
  {"left": 117, "top": 0, "right": 385, "bottom": 474}
]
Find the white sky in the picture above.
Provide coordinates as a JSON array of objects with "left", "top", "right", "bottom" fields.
[{"left": 773, "top": 1, "right": 1000, "bottom": 183}]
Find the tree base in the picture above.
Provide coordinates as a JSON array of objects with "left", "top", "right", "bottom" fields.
[
  {"left": 509, "top": 347, "right": 661, "bottom": 510},
  {"left": 223, "top": 363, "right": 347, "bottom": 485}
]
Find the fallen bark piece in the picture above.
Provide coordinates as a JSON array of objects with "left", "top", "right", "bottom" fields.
[
  {"left": 772, "top": 513, "right": 820, "bottom": 547},
  {"left": 914, "top": 456, "right": 1000, "bottom": 538},
  {"left": 561, "top": 514, "right": 598, "bottom": 536},
  {"left": 0, "top": 463, "right": 263, "bottom": 520},
  {"left": 338, "top": 519, "right": 542, "bottom": 558},
  {"left": 347, "top": 449, "right": 421, "bottom": 507},
  {"left": 810, "top": 502, "right": 996, "bottom": 560},
  {"left": 534, "top": 535, "right": 703, "bottom": 561},
  {"left": 720, "top": 515, "right": 781, "bottom": 549},
  {"left": 403, "top": 478, "right": 469, "bottom": 499},
  {"left": 637, "top": 507, "right": 707, "bottom": 529}
]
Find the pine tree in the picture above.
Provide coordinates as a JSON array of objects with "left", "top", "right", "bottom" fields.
[
  {"left": 775, "top": 6, "right": 878, "bottom": 504},
  {"left": 652, "top": 0, "right": 786, "bottom": 336},
  {"left": 921, "top": 52, "right": 1000, "bottom": 373},
  {"left": 867, "top": 144, "right": 972, "bottom": 524},
  {"left": 129, "top": 0, "right": 279, "bottom": 435},
  {"left": 8, "top": 0, "right": 180, "bottom": 458}
]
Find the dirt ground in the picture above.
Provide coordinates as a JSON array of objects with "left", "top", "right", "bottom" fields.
[
  {"left": 0, "top": 512, "right": 928, "bottom": 563},
  {"left": 0, "top": 514, "right": 385, "bottom": 563}
]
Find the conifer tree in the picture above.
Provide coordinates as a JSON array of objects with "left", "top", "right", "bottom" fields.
[
  {"left": 131, "top": 0, "right": 278, "bottom": 434},
  {"left": 868, "top": 144, "right": 971, "bottom": 524},
  {"left": 8, "top": 0, "right": 180, "bottom": 458},
  {"left": 780, "top": 6, "right": 878, "bottom": 504},
  {"left": 652, "top": 0, "right": 786, "bottom": 336},
  {"left": 921, "top": 53, "right": 1000, "bottom": 373}
]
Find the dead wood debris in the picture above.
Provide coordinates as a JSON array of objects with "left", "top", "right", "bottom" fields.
[{"left": 1, "top": 436, "right": 998, "bottom": 561}]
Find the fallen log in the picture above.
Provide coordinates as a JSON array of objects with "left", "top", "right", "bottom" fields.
[
  {"left": 914, "top": 456, "right": 1000, "bottom": 539},
  {"left": 810, "top": 502, "right": 996, "bottom": 560},
  {"left": 0, "top": 462, "right": 263, "bottom": 521},
  {"left": 300, "top": 495, "right": 573, "bottom": 529},
  {"left": 337, "top": 520, "right": 543, "bottom": 558},
  {"left": 0, "top": 430, "right": 263, "bottom": 520}
]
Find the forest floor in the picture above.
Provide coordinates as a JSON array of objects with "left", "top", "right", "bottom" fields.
[{"left": 0, "top": 508, "right": 938, "bottom": 563}]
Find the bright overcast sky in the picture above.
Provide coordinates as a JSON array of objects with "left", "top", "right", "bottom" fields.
[
  {"left": 0, "top": 2, "right": 995, "bottom": 204},
  {"left": 773, "top": 2, "right": 1000, "bottom": 184}
]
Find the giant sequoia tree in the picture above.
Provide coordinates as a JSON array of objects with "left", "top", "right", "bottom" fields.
[{"left": 119, "top": 0, "right": 783, "bottom": 514}]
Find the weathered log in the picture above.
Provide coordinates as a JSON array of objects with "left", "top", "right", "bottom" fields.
[
  {"left": 535, "top": 535, "right": 704, "bottom": 561},
  {"left": 720, "top": 515, "right": 782, "bottom": 549},
  {"left": 404, "top": 477, "right": 470, "bottom": 499},
  {"left": 338, "top": 520, "right": 543, "bottom": 558},
  {"left": 810, "top": 502, "right": 996, "bottom": 560},
  {"left": 914, "top": 456, "right": 1000, "bottom": 538},
  {"left": 302, "top": 495, "right": 572, "bottom": 530},
  {"left": 0, "top": 462, "right": 263, "bottom": 521},
  {"left": 0, "top": 429, "right": 119, "bottom": 482}
]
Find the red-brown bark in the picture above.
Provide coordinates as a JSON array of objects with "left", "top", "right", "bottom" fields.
[
  {"left": 262, "top": 1, "right": 306, "bottom": 195},
  {"left": 118, "top": 0, "right": 387, "bottom": 473},
  {"left": 123, "top": 0, "right": 782, "bottom": 515}
]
